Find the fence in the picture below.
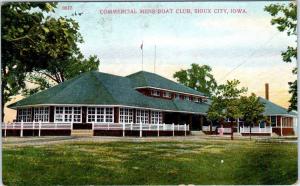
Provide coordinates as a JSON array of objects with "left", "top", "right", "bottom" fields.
[
  {"left": 2, "top": 121, "right": 189, "bottom": 137},
  {"left": 202, "top": 126, "right": 216, "bottom": 132},
  {"left": 93, "top": 122, "right": 189, "bottom": 137},
  {"left": 240, "top": 126, "right": 272, "bottom": 134}
]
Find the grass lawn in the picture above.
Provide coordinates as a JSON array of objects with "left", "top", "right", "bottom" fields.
[{"left": 3, "top": 139, "right": 297, "bottom": 185}]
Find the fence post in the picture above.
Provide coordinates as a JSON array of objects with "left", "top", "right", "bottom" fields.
[
  {"left": 172, "top": 123, "right": 175, "bottom": 136},
  {"left": 38, "top": 120, "right": 41, "bottom": 137},
  {"left": 139, "top": 122, "right": 142, "bottom": 137},
  {"left": 123, "top": 122, "right": 125, "bottom": 137},
  {"left": 20, "top": 120, "right": 23, "bottom": 137},
  {"left": 131, "top": 122, "right": 133, "bottom": 131},
  {"left": 157, "top": 123, "right": 159, "bottom": 137},
  {"left": 32, "top": 121, "right": 35, "bottom": 137},
  {"left": 4, "top": 122, "right": 7, "bottom": 137},
  {"left": 184, "top": 124, "right": 187, "bottom": 136}
]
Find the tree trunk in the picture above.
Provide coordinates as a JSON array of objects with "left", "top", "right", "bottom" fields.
[
  {"left": 250, "top": 123, "right": 252, "bottom": 141},
  {"left": 1, "top": 95, "right": 4, "bottom": 122},
  {"left": 231, "top": 120, "right": 233, "bottom": 140}
]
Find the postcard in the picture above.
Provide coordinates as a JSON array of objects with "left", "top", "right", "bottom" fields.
[{"left": 1, "top": 1, "right": 298, "bottom": 185}]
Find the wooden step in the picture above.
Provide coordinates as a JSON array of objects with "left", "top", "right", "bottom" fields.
[{"left": 71, "top": 129, "right": 93, "bottom": 137}]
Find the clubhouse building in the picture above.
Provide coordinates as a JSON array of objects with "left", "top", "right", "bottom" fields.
[{"left": 5, "top": 71, "right": 297, "bottom": 137}]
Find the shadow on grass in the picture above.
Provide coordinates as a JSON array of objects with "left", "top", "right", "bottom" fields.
[{"left": 232, "top": 142, "right": 297, "bottom": 185}]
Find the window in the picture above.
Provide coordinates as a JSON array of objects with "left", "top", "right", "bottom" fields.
[
  {"left": 151, "top": 111, "right": 162, "bottom": 124},
  {"left": 120, "top": 108, "right": 134, "bottom": 123},
  {"left": 73, "top": 107, "right": 82, "bottom": 122},
  {"left": 136, "top": 109, "right": 149, "bottom": 124},
  {"left": 174, "top": 94, "right": 179, "bottom": 99},
  {"left": 151, "top": 90, "right": 160, "bottom": 96},
  {"left": 184, "top": 96, "right": 189, "bottom": 100},
  {"left": 55, "top": 107, "right": 82, "bottom": 123},
  {"left": 270, "top": 116, "right": 277, "bottom": 127},
  {"left": 34, "top": 107, "right": 49, "bottom": 122},
  {"left": 18, "top": 108, "right": 32, "bottom": 122},
  {"left": 195, "top": 98, "right": 202, "bottom": 103},
  {"left": 87, "top": 107, "right": 114, "bottom": 123},
  {"left": 163, "top": 92, "right": 171, "bottom": 98}
]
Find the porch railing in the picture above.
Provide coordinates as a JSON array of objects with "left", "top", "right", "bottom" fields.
[
  {"left": 202, "top": 126, "right": 216, "bottom": 132},
  {"left": 93, "top": 122, "right": 189, "bottom": 137},
  {"left": 240, "top": 126, "right": 272, "bottom": 133},
  {"left": 1, "top": 121, "right": 189, "bottom": 137}
]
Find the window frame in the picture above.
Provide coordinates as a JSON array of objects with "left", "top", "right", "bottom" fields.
[
  {"left": 163, "top": 91, "right": 171, "bottom": 98},
  {"left": 54, "top": 107, "right": 82, "bottom": 123},
  {"left": 33, "top": 107, "right": 49, "bottom": 123},
  {"left": 151, "top": 90, "right": 160, "bottom": 97},
  {"left": 119, "top": 108, "right": 134, "bottom": 124},
  {"left": 151, "top": 111, "right": 162, "bottom": 124},
  {"left": 86, "top": 107, "right": 114, "bottom": 123},
  {"left": 18, "top": 108, "right": 32, "bottom": 122},
  {"left": 136, "top": 109, "right": 149, "bottom": 124}
]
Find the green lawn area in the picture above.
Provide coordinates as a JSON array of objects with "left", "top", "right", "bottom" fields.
[{"left": 3, "top": 139, "right": 297, "bottom": 185}]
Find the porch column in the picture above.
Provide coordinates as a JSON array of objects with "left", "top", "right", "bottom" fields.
[
  {"left": 188, "top": 114, "right": 192, "bottom": 126},
  {"left": 280, "top": 116, "right": 283, "bottom": 136},
  {"left": 133, "top": 109, "right": 136, "bottom": 124},
  {"left": 114, "top": 107, "right": 119, "bottom": 123},
  {"left": 49, "top": 106, "right": 54, "bottom": 122},
  {"left": 82, "top": 106, "right": 87, "bottom": 124},
  {"left": 31, "top": 107, "right": 34, "bottom": 122},
  {"left": 200, "top": 115, "right": 203, "bottom": 130}
]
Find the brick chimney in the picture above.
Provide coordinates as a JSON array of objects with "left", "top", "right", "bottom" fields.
[{"left": 265, "top": 83, "right": 269, "bottom": 100}]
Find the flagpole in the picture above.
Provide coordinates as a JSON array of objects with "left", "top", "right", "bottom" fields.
[
  {"left": 141, "top": 41, "right": 144, "bottom": 71},
  {"left": 154, "top": 44, "right": 156, "bottom": 73},
  {"left": 142, "top": 47, "right": 144, "bottom": 70}
]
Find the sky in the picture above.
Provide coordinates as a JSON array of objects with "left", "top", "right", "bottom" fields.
[{"left": 5, "top": 1, "right": 297, "bottom": 122}]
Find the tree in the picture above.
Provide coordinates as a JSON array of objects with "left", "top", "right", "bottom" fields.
[
  {"left": 173, "top": 64, "right": 217, "bottom": 97},
  {"left": 207, "top": 79, "right": 247, "bottom": 140},
  {"left": 239, "top": 93, "right": 266, "bottom": 140},
  {"left": 23, "top": 55, "right": 100, "bottom": 95},
  {"left": 265, "top": 3, "right": 297, "bottom": 111},
  {"left": 1, "top": 2, "right": 87, "bottom": 120}
]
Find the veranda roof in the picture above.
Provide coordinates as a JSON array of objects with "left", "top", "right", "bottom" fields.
[
  {"left": 259, "top": 97, "right": 297, "bottom": 117},
  {"left": 8, "top": 71, "right": 209, "bottom": 114}
]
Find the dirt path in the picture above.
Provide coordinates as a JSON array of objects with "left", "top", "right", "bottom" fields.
[{"left": 2, "top": 135, "right": 292, "bottom": 147}]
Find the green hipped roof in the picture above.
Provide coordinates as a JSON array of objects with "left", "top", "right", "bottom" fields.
[
  {"left": 8, "top": 71, "right": 209, "bottom": 114},
  {"left": 127, "top": 71, "right": 205, "bottom": 96},
  {"left": 258, "top": 97, "right": 297, "bottom": 117}
]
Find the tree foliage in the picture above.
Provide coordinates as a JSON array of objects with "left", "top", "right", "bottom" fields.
[
  {"left": 23, "top": 55, "right": 100, "bottom": 96},
  {"left": 239, "top": 93, "right": 266, "bottom": 127},
  {"left": 173, "top": 64, "right": 217, "bottom": 97},
  {"left": 265, "top": 2, "right": 297, "bottom": 111},
  {"left": 207, "top": 80, "right": 247, "bottom": 123},
  {"left": 1, "top": 2, "right": 100, "bottom": 120}
]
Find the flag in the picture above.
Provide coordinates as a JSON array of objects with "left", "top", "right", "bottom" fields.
[{"left": 140, "top": 42, "right": 143, "bottom": 50}]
